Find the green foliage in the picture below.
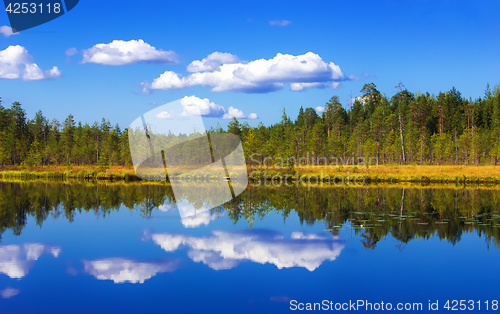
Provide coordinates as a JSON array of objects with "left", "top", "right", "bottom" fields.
[
  {"left": 97, "top": 155, "right": 109, "bottom": 171},
  {"left": 0, "top": 101, "right": 132, "bottom": 167},
  {"left": 1, "top": 82, "right": 500, "bottom": 168}
]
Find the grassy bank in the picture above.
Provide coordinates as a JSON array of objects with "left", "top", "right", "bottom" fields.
[
  {"left": 0, "top": 165, "right": 140, "bottom": 181},
  {"left": 249, "top": 165, "right": 500, "bottom": 184},
  {"left": 2, "top": 164, "right": 500, "bottom": 184}
]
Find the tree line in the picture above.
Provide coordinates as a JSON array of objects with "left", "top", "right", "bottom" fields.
[
  {"left": 0, "top": 98, "right": 132, "bottom": 167},
  {"left": 233, "top": 82, "right": 500, "bottom": 166},
  {"left": 1, "top": 82, "right": 500, "bottom": 167}
]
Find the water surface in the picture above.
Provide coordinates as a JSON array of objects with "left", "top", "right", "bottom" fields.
[{"left": 1, "top": 181, "right": 499, "bottom": 313}]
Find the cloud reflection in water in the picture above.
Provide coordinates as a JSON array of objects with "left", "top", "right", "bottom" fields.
[
  {"left": 157, "top": 200, "right": 225, "bottom": 228},
  {"left": 0, "top": 243, "right": 61, "bottom": 279},
  {"left": 83, "top": 258, "right": 180, "bottom": 284},
  {"left": 146, "top": 230, "right": 344, "bottom": 271}
]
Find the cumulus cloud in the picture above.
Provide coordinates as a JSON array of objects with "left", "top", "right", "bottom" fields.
[
  {"left": 187, "top": 52, "right": 241, "bottom": 72},
  {"left": 142, "top": 71, "right": 187, "bottom": 93},
  {"left": 81, "top": 39, "right": 178, "bottom": 66},
  {"left": 349, "top": 95, "right": 366, "bottom": 106},
  {"left": 147, "top": 229, "right": 344, "bottom": 271},
  {"left": 269, "top": 20, "right": 292, "bottom": 26},
  {"left": 332, "top": 82, "right": 342, "bottom": 89},
  {"left": 155, "top": 110, "right": 176, "bottom": 119},
  {"left": 0, "top": 45, "right": 62, "bottom": 80},
  {"left": 0, "top": 287, "right": 20, "bottom": 299},
  {"left": 315, "top": 106, "right": 325, "bottom": 114},
  {"left": 143, "top": 52, "right": 344, "bottom": 93},
  {"left": 222, "top": 106, "right": 247, "bottom": 119},
  {"left": 154, "top": 96, "right": 258, "bottom": 120},
  {"left": 291, "top": 82, "right": 325, "bottom": 91},
  {"left": 180, "top": 95, "right": 226, "bottom": 117},
  {"left": 83, "top": 258, "right": 179, "bottom": 284},
  {"left": 0, "top": 243, "right": 62, "bottom": 279},
  {"left": 0, "top": 26, "right": 17, "bottom": 37},
  {"left": 65, "top": 47, "right": 78, "bottom": 56}
]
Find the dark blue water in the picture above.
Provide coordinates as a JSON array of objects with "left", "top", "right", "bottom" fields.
[{"left": 1, "top": 185, "right": 499, "bottom": 313}]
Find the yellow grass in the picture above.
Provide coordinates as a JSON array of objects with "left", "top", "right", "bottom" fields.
[
  {"left": 251, "top": 164, "right": 500, "bottom": 184},
  {"left": 0, "top": 165, "right": 139, "bottom": 180},
  {"left": 2, "top": 164, "right": 500, "bottom": 183}
]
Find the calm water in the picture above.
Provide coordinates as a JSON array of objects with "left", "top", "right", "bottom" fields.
[{"left": 1, "top": 181, "right": 500, "bottom": 313}]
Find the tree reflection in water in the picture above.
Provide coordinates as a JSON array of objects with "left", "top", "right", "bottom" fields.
[{"left": 0, "top": 180, "right": 499, "bottom": 249}]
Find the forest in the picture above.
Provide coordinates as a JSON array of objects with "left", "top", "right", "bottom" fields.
[{"left": 1, "top": 82, "right": 500, "bottom": 168}]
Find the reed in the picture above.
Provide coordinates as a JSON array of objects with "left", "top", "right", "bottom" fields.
[{"left": 249, "top": 165, "right": 500, "bottom": 184}]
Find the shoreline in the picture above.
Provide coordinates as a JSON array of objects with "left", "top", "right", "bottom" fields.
[{"left": 1, "top": 165, "right": 500, "bottom": 185}]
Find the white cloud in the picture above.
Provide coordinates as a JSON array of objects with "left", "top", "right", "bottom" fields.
[
  {"left": 145, "top": 71, "right": 188, "bottom": 92},
  {"left": 269, "top": 20, "right": 292, "bottom": 26},
  {"left": 221, "top": 107, "right": 258, "bottom": 119},
  {"left": 148, "top": 230, "right": 344, "bottom": 271},
  {"left": 291, "top": 82, "right": 325, "bottom": 91},
  {"left": 222, "top": 106, "right": 246, "bottom": 119},
  {"left": 155, "top": 201, "right": 224, "bottom": 228},
  {"left": 83, "top": 258, "right": 179, "bottom": 284},
  {"left": 290, "top": 232, "right": 326, "bottom": 240},
  {"left": 349, "top": 95, "right": 366, "bottom": 106},
  {"left": 180, "top": 96, "right": 225, "bottom": 117},
  {"left": 143, "top": 52, "right": 344, "bottom": 93},
  {"left": 315, "top": 106, "right": 325, "bottom": 114},
  {"left": 188, "top": 250, "right": 239, "bottom": 270},
  {"left": 65, "top": 47, "right": 78, "bottom": 56},
  {"left": 51, "top": 247, "right": 62, "bottom": 258},
  {"left": 0, "top": 288, "right": 20, "bottom": 299},
  {"left": 0, "top": 45, "right": 62, "bottom": 80},
  {"left": 155, "top": 111, "right": 176, "bottom": 119},
  {"left": 152, "top": 96, "right": 257, "bottom": 120},
  {"left": 81, "top": 39, "right": 178, "bottom": 66},
  {"left": 181, "top": 210, "right": 225, "bottom": 228},
  {"left": 0, "top": 243, "right": 62, "bottom": 279},
  {"left": 0, "top": 26, "right": 17, "bottom": 37},
  {"left": 187, "top": 52, "right": 241, "bottom": 72},
  {"left": 158, "top": 203, "right": 175, "bottom": 212}
]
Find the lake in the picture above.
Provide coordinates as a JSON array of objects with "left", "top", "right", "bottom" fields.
[{"left": 0, "top": 180, "right": 499, "bottom": 313}]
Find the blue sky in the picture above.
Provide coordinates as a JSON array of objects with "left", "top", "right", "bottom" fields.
[{"left": 1, "top": 0, "right": 499, "bottom": 130}]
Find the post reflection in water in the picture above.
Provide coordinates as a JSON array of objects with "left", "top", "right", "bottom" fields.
[{"left": 1, "top": 180, "right": 500, "bottom": 313}]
